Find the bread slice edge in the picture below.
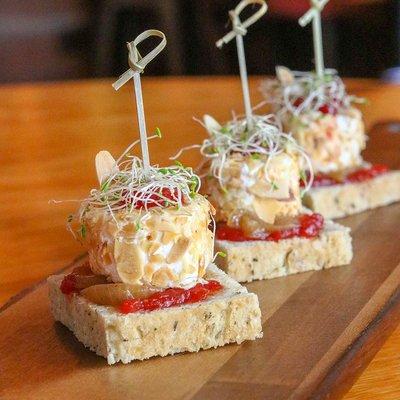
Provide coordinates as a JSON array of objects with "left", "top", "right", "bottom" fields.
[
  {"left": 48, "top": 263, "right": 263, "bottom": 365},
  {"left": 303, "top": 170, "right": 400, "bottom": 219},
  {"left": 215, "top": 219, "right": 353, "bottom": 283}
]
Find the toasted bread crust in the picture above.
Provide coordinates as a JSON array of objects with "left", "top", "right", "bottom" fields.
[
  {"left": 48, "top": 264, "right": 262, "bottom": 364},
  {"left": 302, "top": 170, "right": 400, "bottom": 219},
  {"left": 215, "top": 220, "right": 352, "bottom": 282}
]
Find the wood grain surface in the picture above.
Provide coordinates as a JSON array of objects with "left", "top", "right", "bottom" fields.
[{"left": 0, "top": 77, "right": 400, "bottom": 399}]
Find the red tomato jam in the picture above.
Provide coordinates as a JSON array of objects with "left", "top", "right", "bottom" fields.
[
  {"left": 216, "top": 213, "right": 324, "bottom": 243},
  {"left": 60, "top": 264, "right": 91, "bottom": 294},
  {"left": 60, "top": 264, "right": 107, "bottom": 295},
  {"left": 293, "top": 97, "right": 339, "bottom": 115},
  {"left": 118, "top": 280, "right": 223, "bottom": 314},
  {"left": 345, "top": 164, "right": 389, "bottom": 183},
  {"left": 131, "top": 187, "right": 186, "bottom": 210},
  {"left": 60, "top": 274, "right": 78, "bottom": 295},
  {"left": 305, "top": 174, "right": 340, "bottom": 188},
  {"left": 301, "top": 164, "right": 389, "bottom": 188}
]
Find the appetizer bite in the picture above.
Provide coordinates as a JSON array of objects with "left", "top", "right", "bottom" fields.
[
  {"left": 48, "top": 143, "right": 262, "bottom": 364},
  {"left": 180, "top": 114, "right": 353, "bottom": 283},
  {"left": 263, "top": 67, "right": 367, "bottom": 175},
  {"left": 262, "top": 67, "right": 400, "bottom": 219},
  {"left": 48, "top": 29, "right": 261, "bottom": 365},
  {"left": 184, "top": 0, "right": 352, "bottom": 282},
  {"left": 261, "top": 0, "right": 400, "bottom": 218}
]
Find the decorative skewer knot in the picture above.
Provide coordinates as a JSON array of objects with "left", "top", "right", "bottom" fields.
[
  {"left": 299, "top": 0, "right": 329, "bottom": 27},
  {"left": 229, "top": 10, "right": 247, "bottom": 37},
  {"left": 216, "top": 0, "right": 267, "bottom": 48},
  {"left": 112, "top": 29, "right": 166, "bottom": 91}
]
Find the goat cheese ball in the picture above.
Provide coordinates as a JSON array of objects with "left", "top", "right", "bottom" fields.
[
  {"left": 198, "top": 114, "right": 311, "bottom": 232},
  {"left": 283, "top": 107, "right": 366, "bottom": 174},
  {"left": 205, "top": 152, "right": 301, "bottom": 226},
  {"left": 83, "top": 195, "right": 213, "bottom": 288},
  {"left": 70, "top": 151, "right": 214, "bottom": 289},
  {"left": 262, "top": 67, "right": 367, "bottom": 174}
]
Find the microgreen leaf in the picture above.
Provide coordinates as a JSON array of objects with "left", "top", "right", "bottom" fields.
[
  {"left": 271, "top": 182, "right": 279, "bottom": 191},
  {"left": 155, "top": 127, "right": 162, "bottom": 138},
  {"left": 240, "top": 132, "right": 248, "bottom": 142},
  {"left": 299, "top": 169, "right": 307, "bottom": 182},
  {"left": 174, "top": 160, "right": 184, "bottom": 168},
  {"left": 216, "top": 251, "right": 227, "bottom": 258},
  {"left": 251, "top": 153, "right": 260, "bottom": 160},
  {"left": 100, "top": 179, "right": 111, "bottom": 192},
  {"left": 80, "top": 224, "right": 86, "bottom": 239}
]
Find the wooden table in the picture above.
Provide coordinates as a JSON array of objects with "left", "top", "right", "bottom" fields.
[{"left": 1, "top": 77, "right": 399, "bottom": 399}]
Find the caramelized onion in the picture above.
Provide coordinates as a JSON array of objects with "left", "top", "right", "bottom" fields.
[
  {"left": 239, "top": 214, "right": 300, "bottom": 236},
  {"left": 81, "top": 283, "right": 160, "bottom": 306},
  {"left": 70, "top": 264, "right": 108, "bottom": 290}
]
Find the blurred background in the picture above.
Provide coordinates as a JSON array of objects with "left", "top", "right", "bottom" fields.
[{"left": 1, "top": 0, "right": 399, "bottom": 83}]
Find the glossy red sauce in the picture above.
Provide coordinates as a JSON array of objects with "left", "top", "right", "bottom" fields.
[
  {"left": 345, "top": 164, "right": 389, "bottom": 183},
  {"left": 216, "top": 213, "right": 324, "bottom": 242},
  {"left": 309, "top": 174, "right": 340, "bottom": 187},
  {"left": 117, "top": 187, "right": 186, "bottom": 209},
  {"left": 60, "top": 270, "right": 223, "bottom": 313},
  {"left": 301, "top": 164, "right": 389, "bottom": 188},
  {"left": 134, "top": 187, "right": 185, "bottom": 210},
  {"left": 60, "top": 264, "right": 106, "bottom": 295},
  {"left": 293, "top": 97, "right": 339, "bottom": 115},
  {"left": 60, "top": 274, "right": 78, "bottom": 295},
  {"left": 118, "top": 280, "right": 223, "bottom": 314}
]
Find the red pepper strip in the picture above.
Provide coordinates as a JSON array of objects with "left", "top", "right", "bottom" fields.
[{"left": 118, "top": 280, "right": 223, "bottom": 314}]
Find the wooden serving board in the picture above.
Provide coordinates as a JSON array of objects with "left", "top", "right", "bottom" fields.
[
  {"left": 1, "top": 207, "right": 400, "bottom": 400},
  {"left": 1, "top": 126, "right": 400, "bottom": 400}
]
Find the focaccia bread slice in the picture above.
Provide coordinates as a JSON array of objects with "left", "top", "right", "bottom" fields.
[
  {"left": 302, "top": 170, "right": 400, "bottom": 219},
  {"left": 48, "top": 264, "right": 262, "bottom": 365},
  {"left": 215, "top": 220, "right": 352, "bottom": 283}
]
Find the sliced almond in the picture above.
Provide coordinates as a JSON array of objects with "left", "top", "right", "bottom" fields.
[
  {"left": 266, "top": 180, "right": 291, "bottom": 199},
  {"left": 95, "top": 150, "right": 118, "bottom": 185},
  {"left": 182, "top": 262, "right": 197, "bottom": 275},
  {"left": 248, "top": 180, "right": 269, "bottom": 197},
  {"left": 152, "top": 268, "right": 178, "bottom": 287},
  {"left": 144, "top": 263, "right": 155, "bottom": 281},
  {"left": 161, "top": 231, "right": 176, "bottom": 245},
  {"left": 166, "top": 237, "right": 190, "bottom": 263},
  {"left": 276, "top": 66, "right": 294, "bottom": 86},
  {"left": 114, "top": 241, "right": 145, "bottom": 284},
  {"left": 203, "top": 114, "right": 222, "bottom": 133},
  {"left": 100, "top": 242, "right": 113, "bottom": 266},
  {"left": 148, "top": 241, "right": 161, "bottom": 255},
  {"left": 122, "top": 223, "right": 139, "bottom": 236},
  {"left": 149, "top": 254, "right": 164, "bottom": 264},
  {"left": 253, "top": 197, "right": 282, "bottom": 225},
  {"left": 198, "top": 256, "right": 206, "bottom": 277},
  {"left": 155, "top": 220, "right": 181, "bottom": 233}
]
